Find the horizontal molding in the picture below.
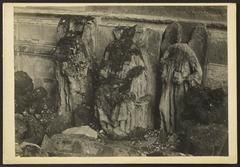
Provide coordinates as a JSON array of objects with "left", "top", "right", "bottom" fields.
[
  {"left": 15, "top": 42, "right": 55, "bottom": 55},
  {"left": 207, "top": 63, "right": 227, "bottom": 68},
  {"left": 15, "top": 51, "right": 55, "bottom": 60},
  {"left": 14, "top": 46, "right": 228, "bottom": 67},
  {"left": 14, "top": 8, "right": 227, "bottom": 31}
]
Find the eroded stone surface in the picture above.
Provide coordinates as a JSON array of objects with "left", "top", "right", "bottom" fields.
[
  {"left": 95, "top": 25, "right": 155, "bottom": 137},
  {"left": 49, "top": 134, "right": 111, "bottom": 156},
  {"left": 41, "top": 135, "right": 57, "bottom": 154},
  {"left": 18, "top": 142, "right": 48, "bottom": 157},
  {"left": 160, "top": 22, "right": 182, "bottom": 55},
  {"left": 45, "top": 133, "right": 141, "bottom": 156},
  {"left": 159, "top": 43, "right": 202, "bottom": 134},
  {"left": 62, "top": 126, "right": 98, "bottom": 139},
  {"left": 188, "top": 24, "right": 208, "bottom": 83},
  {"left": 53, "top": 16, "right": 96, "bottom": 126}
]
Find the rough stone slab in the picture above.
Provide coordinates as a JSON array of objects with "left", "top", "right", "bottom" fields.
[
  {"left": 62, "top": 126, "right": 98, "bottom": 139},
  {"left": 188, "top": 24, "right": 208, "bottom": 70},
  {"left": 19, "top": 142, "right": 48, "bottom": 157},
  {"left": 49, "top": 133, "right": 140, "bottom": 156},
  {"left": 41, "top": 135, "right": 57, "bottom": 153},
  {"left": 207, "top": 38, "right": 227, "bottom": 65},
  {"left": 205, "top": 63, "right": 227, "bottom": 91},
  {"left": 49, "top": 134, "right": 111, "bottom": 156}
]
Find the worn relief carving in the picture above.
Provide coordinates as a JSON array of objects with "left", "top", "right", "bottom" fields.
[
  {"left": 13, "top": 9, "right": 228, "bottom": 157},
  {"left": 159, "top": 22, "right": 207, "bottom": 135},
  {"left": 52, "top": 16, "right": 96, "bottom": 126},
  {"left": 95, "top": 25, "right": 153, "bottom": 138}
]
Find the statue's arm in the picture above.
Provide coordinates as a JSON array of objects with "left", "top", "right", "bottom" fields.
[
  {"left": 186, "top": 53, "right": 203, "bottom": 87},
  {"left": 99, "top": 46, "right": 112, "bottom": 80}
]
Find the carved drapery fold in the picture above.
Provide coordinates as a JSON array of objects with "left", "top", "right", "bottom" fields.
[
  {"left": 159, "top": 22, "right": 207, "bottom": 135},
  {"left": 95, "top": 25, "right": 154, "bottom": 137}
]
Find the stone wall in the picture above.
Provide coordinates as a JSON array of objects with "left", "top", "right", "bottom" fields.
[{"left": 14, "top": 6, "right": 228, "bottom": 113}]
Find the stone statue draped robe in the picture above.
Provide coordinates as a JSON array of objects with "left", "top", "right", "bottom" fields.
[
  {"left": 95, "top": 26, "right": 151, "bottom": 137},
  {"left": 53, "top": 16, "right": 95, "bottom": 126},
  {"left": 159, "top": 43, "right": 202, "bottom": 134}
]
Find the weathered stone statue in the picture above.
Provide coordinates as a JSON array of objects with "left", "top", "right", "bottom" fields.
[
  {"left": 159, "top": 43, "right": 202, "bottom": 134},
  {"left": 95, "top": 25, "right": 152, "bottom": 137},
  {"left": 159, "top": 22, "right": 207, "bottom": 135},
  {"left": 52, "top": 16, "right": 95, "bottom": 126}
]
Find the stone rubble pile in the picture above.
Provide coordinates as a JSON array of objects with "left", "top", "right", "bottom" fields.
[{"left": 15, "top": 71, "right": 58, "bottom": 145}]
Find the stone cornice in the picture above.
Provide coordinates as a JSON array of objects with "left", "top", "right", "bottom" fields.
[{"left": 14, "top": 7, "right": 227, "bottom": 31}]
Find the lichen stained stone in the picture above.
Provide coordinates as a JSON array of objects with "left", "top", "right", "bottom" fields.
[
  {"left": 52, "top": 16, "right": 96, "bottom": 126},
  {"left": 95, "top": 25, "right": 154, "bottom": 137}
]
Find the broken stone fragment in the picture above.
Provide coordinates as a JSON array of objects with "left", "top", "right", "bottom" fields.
[
  {"left": 50, "top": 134, "right": 112, "bottom": 156},
  {"left": 19, "top": 142, "right": 48, "bottom": 157},
  {"left": 41, "top": 135, "right": 57, "bottom": 154},
  {"left": 62, "top": 126, "right": 98, "bottom": 139},
  {"left": 15, "top": 143, "right": 23, "bottom": 157},
  {"left": 48, "top": 133, "right": 140, "bottom": 156}
]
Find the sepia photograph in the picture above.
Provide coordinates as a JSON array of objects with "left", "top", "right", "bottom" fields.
[{"left": 3, "top": 3, "right": 237, "bottom": 164}]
